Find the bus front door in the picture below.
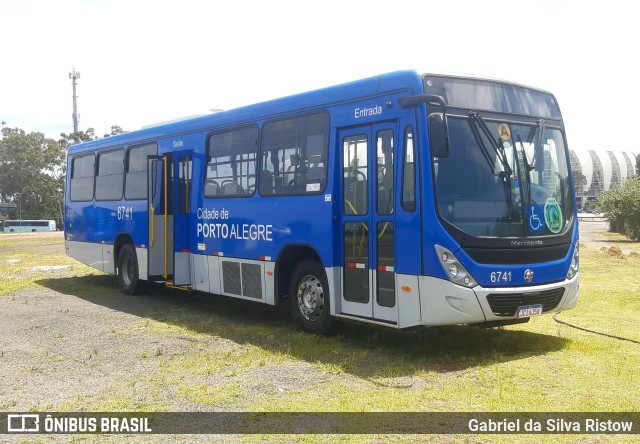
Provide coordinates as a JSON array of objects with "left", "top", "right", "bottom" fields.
[
  {"left": 339, "top": 123, "right": 398, "bottom": 324},
  {"left": 147, "top": 155, "right": 174, "bottom": 280}
]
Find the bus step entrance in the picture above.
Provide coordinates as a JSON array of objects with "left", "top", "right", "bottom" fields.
[{"left": 165, "top": 282, "right": 192, "bottom": 291}]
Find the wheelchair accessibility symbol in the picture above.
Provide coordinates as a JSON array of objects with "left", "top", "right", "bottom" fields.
[{"left": 528, "top": 205, "right": 546, "bottom": 233}]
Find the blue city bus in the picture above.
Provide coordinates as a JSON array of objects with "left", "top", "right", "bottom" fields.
[{"left": 64, "top": 71, "right": 579, "bottom": 334}]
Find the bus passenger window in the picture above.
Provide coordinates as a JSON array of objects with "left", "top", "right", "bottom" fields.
[
  {"left": 96, "top": 149, "right": 124, "bottom": 201},
  {"left": 205, "top": 126, "right": 258, "bottom": 198},
  {"left": 70, "top": 154, "right": 95, "bottom": 202},
  {"left": 125, "top": 143, "right": 157, "bottom": 200},
  {"left": 259, "top": 112, "right": 329, "bottom": 196}
]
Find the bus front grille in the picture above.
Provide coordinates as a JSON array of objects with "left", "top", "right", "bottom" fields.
[{"left": 486, "top": 288, "right": 565, "bottom": 317}]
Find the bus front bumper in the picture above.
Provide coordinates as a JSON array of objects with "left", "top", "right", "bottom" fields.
[{"left": 417, "top": 274, "right": 579, "bottom": 327}]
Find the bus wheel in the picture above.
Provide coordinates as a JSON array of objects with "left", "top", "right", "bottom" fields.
[
  {"left": 117, "top": 244, "right": 143, "bottom": 295},
  {"left": 289, "top": 259, "right": 336, "bottom": 335}
]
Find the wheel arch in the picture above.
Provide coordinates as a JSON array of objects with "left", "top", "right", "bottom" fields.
[
  {"left": 275, "top": 244, "right": 324, "bottom": 304},
  {"left": 114, "top": 232, "right": 135, "bottom": 270}
]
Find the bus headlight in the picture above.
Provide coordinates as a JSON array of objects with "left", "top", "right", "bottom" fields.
[
  {"left": 435, "top": 245, "right": 477, "bottom": 288},
  {"left": 567, "top": 244, "right": 579, "bottom": 279}
]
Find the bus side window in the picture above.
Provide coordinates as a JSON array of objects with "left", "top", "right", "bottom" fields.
[
  {"left": 125, "top": 143, "right": 157, "bottom": 200},
  {"left": 70, "top": 154, "right": 96, "bottom": 202},
  {"left": 402, "top": 126, "right": 416, "bottom": 212},
  {"left": 205, "top": 126, "right": 258, "bottom": 198},
  {"left": 96, "top": 149, "right": 125, "bottom": 201},
  {"left": 260, "top": 112, "right": 329, "bottom": 196}
]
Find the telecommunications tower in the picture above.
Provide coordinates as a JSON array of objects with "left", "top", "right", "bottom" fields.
[{"left": 69, "top": 68, "right": 80, "bottom": 133}]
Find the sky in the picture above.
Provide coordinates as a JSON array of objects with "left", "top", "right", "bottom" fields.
[{"left": 1, "top": 0, "right": 638, "bottom": 152}]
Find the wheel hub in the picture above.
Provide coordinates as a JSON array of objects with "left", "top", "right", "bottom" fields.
[{"left": 297, "top": 275, "right": 324, "bottom": 321}]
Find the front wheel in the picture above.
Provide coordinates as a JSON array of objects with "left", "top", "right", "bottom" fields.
[
  {"left": 289, "top": 259, "right": 337, "bottom": 335},
  {"left": 117, "top": 244, "right": 144, "bottom": 295}
]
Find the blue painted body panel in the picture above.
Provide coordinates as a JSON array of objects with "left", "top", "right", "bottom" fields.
[{"left": 64, "top": 70, "right": 575, "bottom": 289}]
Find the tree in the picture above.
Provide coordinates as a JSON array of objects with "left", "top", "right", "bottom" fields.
[
  {"left": 0, "top": 127, "right": 66, "bottom": 225},
  {"left": 104, "top": 125, "right": 127, "bottom": 138},
  {"left": 572, "top": 170, "right": 587, "bottom": 194},
  {"left": 1, "top": 125, "right": 127, "bottom": 227},
  {"left": 58, "top": 128, "right": 96, "bottom": 148},
  {"left": 597, "top": 177, "right": 640, "bottom": 240}
]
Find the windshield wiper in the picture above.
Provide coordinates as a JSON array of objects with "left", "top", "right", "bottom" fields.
[
  {"left": 468, "top": 111, "right": 514, "bottom": 216},
  {"left": 516, "top": 134, "right": 532, "bottom": 204},
  {"left": 527, "top": 118, "right": 546, "bottom": 170},
  {"left": 468, "top": 111, "right": 512, "bottom": 176}
]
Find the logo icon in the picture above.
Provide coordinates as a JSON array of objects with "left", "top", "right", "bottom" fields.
[
  {"left": 497, "top": 123, "right": 511, "bottom": 141},
  {"left": 524, "top": 269, "right": 534, "bottom": 283},
  {"left": 528, "top": 205, "right": 546, "bottom": 233},
  {"left": 544, "top": 198, "right": 563, "bottom": 234},
  {"left": 7, "top": 414, "right": 40, "bottom": 432}
]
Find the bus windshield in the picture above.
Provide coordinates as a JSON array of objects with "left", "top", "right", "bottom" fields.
[{"left": 433, "top": 115, "right": 574, "bottom": 238}]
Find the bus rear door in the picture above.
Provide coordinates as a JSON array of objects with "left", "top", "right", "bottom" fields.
[
  {"left": 339, "top": 122, "right": 398, "bottom": 324},
  {"left": 173, "top": 152, "right": 193, "bottom": 286},
  {"left": 147, "top": 155, "right": 174, "bottom": 280}
]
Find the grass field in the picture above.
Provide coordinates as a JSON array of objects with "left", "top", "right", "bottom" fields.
[{"left": 1, "top": 231, "right": 638, "bottom": 443}]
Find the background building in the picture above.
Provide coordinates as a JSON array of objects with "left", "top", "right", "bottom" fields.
[{"left": 570, "top": 149, "right": 639, "bottom": 211}]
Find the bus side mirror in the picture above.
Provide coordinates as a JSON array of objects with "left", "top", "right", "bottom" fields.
[{"left": 428, "top": 113, "right": 450, "bottom": 158}]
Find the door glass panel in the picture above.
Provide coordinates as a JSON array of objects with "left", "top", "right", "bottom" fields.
[
  {"left": 178, "top": 157, "right": 192, "bottom": 214},
  {"left": 402, "top": 126, "right": 416, "bottom": 211},
  {"left": 377, "top": 222, "right": 395, "bottom": 307},
  {"left": 150, "top": 157, "right": 173, "bottom": 215},
  {"left": 343, "top": 135, "right": 368, "bottom": 215},
  {"left": 150, "top": 159, "right": 163, "bottom": 213},
  {"left": 376, "top": 129, "right": 394, "bottom": 215},
  {"left": 344, "top": 221, "right": 369, "bottom": 303}
]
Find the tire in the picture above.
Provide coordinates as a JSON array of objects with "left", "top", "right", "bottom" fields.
[
  {"left": 117, "top": 244, "right": 144, "bottom": 295},
  {"left": 288, "top": 259, "right": 337, "bottom": 335}
]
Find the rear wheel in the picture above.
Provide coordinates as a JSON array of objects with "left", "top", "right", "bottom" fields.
[
  {"left": 289, "top": 259, "right": 337, "bottom": 335},
  {"left": 117, "top": 244, "right": 144, "bottom": 295}
]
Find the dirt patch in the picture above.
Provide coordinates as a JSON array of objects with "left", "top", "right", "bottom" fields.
[
  {"left": 578, "top": 218, "right": 611, "bottom": 249},
  {"left": 0, "top": 233, "right": 353, "bottom": 441},
  {"left": 579, "top": 217, "right": 640, "bottom": 255},
  {"left": 600, "top": 246, "right": 625, "bottom": 259},
  {"left": 0, "top": 286, "right": 201, "bottom": 412}
]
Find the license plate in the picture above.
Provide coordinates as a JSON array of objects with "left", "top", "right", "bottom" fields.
[{"left": 517, "top": 304, "right": 543, "bottom": 318}]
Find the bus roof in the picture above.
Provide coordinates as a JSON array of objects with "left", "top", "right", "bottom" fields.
[
  {"left": 67, "top": 70, "right": 425, "bottom": 154},
  {"left": 67, "top": 69, "right": 555, "bottom": 154}
]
